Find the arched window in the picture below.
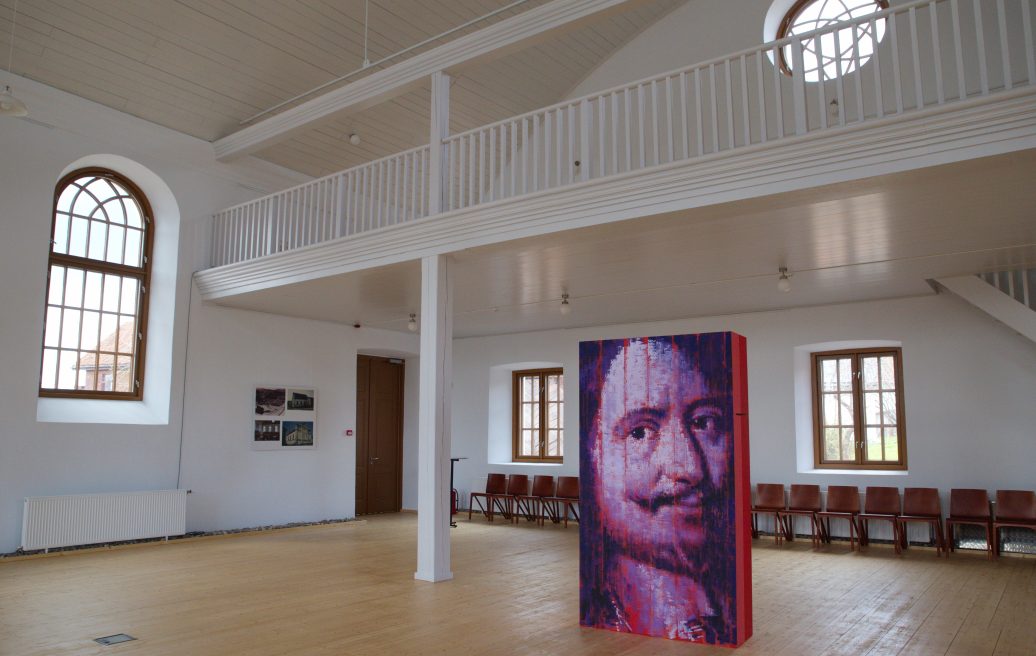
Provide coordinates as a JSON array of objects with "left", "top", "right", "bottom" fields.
[
  {"left": 777, "top": 0, "right": 888, "bottom": 82},
  {"left": 40, "top": 169, "right": 153, "bottom": 399}
]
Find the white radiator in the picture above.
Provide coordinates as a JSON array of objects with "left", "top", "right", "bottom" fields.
[{"left": 21, "top": 490, "right": 187, "bottom": 551}]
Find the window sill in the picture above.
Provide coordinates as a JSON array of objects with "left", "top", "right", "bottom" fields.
[
  {"left": 801, "top": 468, "right": 909, "bottom": 476},
  {"left": 489, "top": 461, "right": 565, "bottom": 467}
]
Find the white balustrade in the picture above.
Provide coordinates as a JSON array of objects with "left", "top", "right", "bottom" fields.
[{"left": 211, "top": 0, "right": 1034, "bottom": 268}]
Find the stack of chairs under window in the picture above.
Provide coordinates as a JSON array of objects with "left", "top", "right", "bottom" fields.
[{"left": 468, "top": 474, "right": 579, "bottom": 527}]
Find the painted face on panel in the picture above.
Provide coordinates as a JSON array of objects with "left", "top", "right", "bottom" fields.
[{"left": 593, "top": 338, "right": 731, "bottom": 574}]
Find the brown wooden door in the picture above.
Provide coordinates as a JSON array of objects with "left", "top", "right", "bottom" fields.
[{"left": 355, "top": 355, "right": 405, "bottom": 515}]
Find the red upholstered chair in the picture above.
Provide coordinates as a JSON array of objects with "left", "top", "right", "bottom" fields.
[
  {"left": 513, "top": 475, "right": 555, "bottom": 525},
  {"left": 780, "top": 484, "right": 823, "bottom": 548},
  {"left": 858, "top": 486, "right": 903, "bottom": 553},
  {"left": 897, "top": 488, "right": 945, "bottom": 556},
  {"left": 546, "top": 476, "right": 580, "bottom": 527},
  {"left": 751, "top": 484, "right": 786, "bottom": 544},
  {"left": 993, "top": 490, "right": 1036, "bottom": 558},
  {"left": 816, "top": 485, "right": 860, "bottom": 550},
  {"left": 468, "top": 473, "right": 507, "bottom": 522},
  {"left": 946, "top": 488, "right": 993, "bottom": 558}
]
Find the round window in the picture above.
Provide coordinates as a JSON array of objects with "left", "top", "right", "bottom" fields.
[{"left": 777, "top": 0, "right": 889, "bottom": 82}]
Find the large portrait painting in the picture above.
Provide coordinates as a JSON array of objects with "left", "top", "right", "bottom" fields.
[{"left": 579, "top": 332, "right": 751, "bottom": 647}]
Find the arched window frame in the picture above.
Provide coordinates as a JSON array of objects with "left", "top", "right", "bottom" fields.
[
  {"left": 775, "top": 0, "right": 889, "bottom": 77},
  {"left": 39, "top": 168, "right": 154, "bottom": 401}
]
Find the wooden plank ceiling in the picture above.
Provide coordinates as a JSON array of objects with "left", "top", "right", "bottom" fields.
[{"left": 0, "top": 0, "right": 683, "bottom": 177}]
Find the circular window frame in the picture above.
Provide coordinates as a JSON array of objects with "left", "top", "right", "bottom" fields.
[{"left": 775, "top": 0, "right": 889, "bottom": 77}]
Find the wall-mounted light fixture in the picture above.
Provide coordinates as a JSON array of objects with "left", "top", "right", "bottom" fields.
[
  {"left": 777, "top": 267, "right": 792, "bottom": 293},
  {"left": 407, "top": 313, "right": 417, "bottom": 332},
  {"left": 559, "top": 293, "right": 572, "bottom": 315}
]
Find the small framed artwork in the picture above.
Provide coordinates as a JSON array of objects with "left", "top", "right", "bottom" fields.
[{"left": 252, "top": 386, "right": 317, "bottom": 450}]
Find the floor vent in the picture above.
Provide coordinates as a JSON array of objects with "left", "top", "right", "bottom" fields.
[{"left": 94, "top": 634, "right": 136, "bottom": 646}]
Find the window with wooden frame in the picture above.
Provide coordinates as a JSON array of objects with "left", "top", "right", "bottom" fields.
[
  {"left": 776, "top": 0, "right": 889, "bottom": 81},
  {"left": 812, "top": 347, "right": 906, "bottom": 469},
  {"left": 512, "top": 368, "right": 564, "bottom": 462},
  {"left": 40, "top": 169, "right": 153, "bottom": 400}
]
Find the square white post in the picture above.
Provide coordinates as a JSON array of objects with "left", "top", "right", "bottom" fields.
[
  {"left": 428, "top": 71, "right": 450, "bottom": 215},
  {"left": 415, "top": 253, "right": 453, "bottom": 582}
]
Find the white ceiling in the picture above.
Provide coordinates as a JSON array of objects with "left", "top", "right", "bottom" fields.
[
  {"left": 1, "top": 0, "right": 683, "bottom": 177},
  {"left": 208, "top": 149, "right": 1036, "bottom": 337}
]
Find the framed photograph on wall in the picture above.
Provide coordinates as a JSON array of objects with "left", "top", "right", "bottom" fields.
[{"left": 252, "top": 386, "right": 317, "bottom": 450}]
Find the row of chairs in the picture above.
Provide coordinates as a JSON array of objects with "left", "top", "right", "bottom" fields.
[
  {"left": 468, "top": 474, "right": 580, "bottom": 526},
  {"left": 751, "top": 485, "right": 1036, "bottom": 558}
]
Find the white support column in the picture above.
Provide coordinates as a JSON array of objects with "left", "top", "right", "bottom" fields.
[
  {"left": 415, "top": 253, "right": 453, "bottom": 582},
  {"left": 428, "top": 71, "right": 450, "bottom": 216}
]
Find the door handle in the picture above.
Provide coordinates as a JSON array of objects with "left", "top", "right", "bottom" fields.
[{"left": 370, "top": 456, "right": 380, "bottom": 464}]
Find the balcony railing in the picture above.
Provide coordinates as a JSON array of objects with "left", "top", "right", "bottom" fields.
[{"left": 211, "top": 0, "right": 1036, "bottom": 268}]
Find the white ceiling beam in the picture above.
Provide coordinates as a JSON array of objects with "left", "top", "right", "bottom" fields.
[{"left": 213, "top": 0, "right": 640, "bottom": 161}]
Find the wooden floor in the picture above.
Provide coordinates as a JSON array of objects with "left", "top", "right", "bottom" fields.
[{"left": 1, "top": 514, "right": 1033, "bottom": 656}]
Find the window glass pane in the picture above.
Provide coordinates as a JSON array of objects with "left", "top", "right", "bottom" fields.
[
  {"left": 117, "top": 319, "right": 135, "bottom": 355},
  {"left": 57, "top": 349, "right": 78, "bottom": 389},
  {"left": 72, "top": 185, "right": 97, "bottom": 217},
  {"left": 866, "top": 426, "right": 882, "bottom": 460},
  {"left": 56, "top": 185, "right": 77, "bottom": 214},
  {"left": 83, "top": 271, "right": 103, "bottom": 311},
  {"left": 69, "top": 216, "right": 89, "bottom": 258},
  {"left": 102, "top": 274, "right": 121, "bottom": 312},
  {"left": 548, "top": 403, "right": 558, "bottom": 430},
  {"left": 64, "top": 267, "right": 84, "bottom": 307},
  {"left": 824, "top": 427, "right": 840, "bottom": 460},
  {"left": 881, "top": 392, "right": 897, "bottom": 425},
  {"left": 522, "top": 403, "right": 533, "bottom": 429},
  {"left": 523, "top": 430, "right": 538, "bottom": 456},
  {"left": 883, "top": 428, "right": 899, "bottom": 461},
  {"left": 80, "top": 310, "right": 100, "bottom": 350},
  {"left": 840, "top": 427, "right": 855, "bottom": 461},
  {"left": 821, "top": 359, "right": 838, "bottom": 391},
  {"left": 77, "top": 352, "right": 98, "bottom": 391},
  {"left": 547, "top": 375, "right": 558, "bottom": 402},
  {"left": 837, "top": 358, "right": 852, "bottom": 391},
  {"left": 881, "top": 356, "right": 895, "bottom": 389},
  {"left": 124, "top": 228, "right": 143, "bottom": 267},
  {"left": 107, "top": 225, "right": 125, "bottom": 264},
  {"left": 120, "top": 278, "right": 138, "bottom": 315},
  {"left": 60, "top": 309, "right": 81, "bottom": 349},
  {"left": 100, "top": 313, "right": 118, "bottom": 353},
  {"left": 106, "top": 197, "right": 127, "bottom": 225},
  {"left": 838, "top": 392, "right": 853, "bottom": 426},
  {"left": 44, "top": 307, "right": 61, "bottom": 348},
  {"left": 864, "top": 391, "right": 881, "bottom": 425},
  {"left": 48, "top": 266, "right": 65, "bottom": 305},
  {"left": 125, "top": 201, "right": 143, "bottom": 228},
  {"left": 862, "top": 356, "right": 879, "bottom": 390},
  {"left": 530, "top": 402, "right": 540, "bottom": 428},
  {"left": 88, "top": 220, "right": 107, "bottom": 260},
  {"left": 822, "top": 394, "right": 839, "bottom": 426},
  {"left": 40, "top": 348, "right": 58, "bottom": 388},
  {"left": 115, "top": 355, "right": 133, "bottom": 392},
  {"left": 52, "top": 213, "right": 70, "bottom": 254},
  {"left": 547, "top": 430, "right": 561, "bottom": 457}
]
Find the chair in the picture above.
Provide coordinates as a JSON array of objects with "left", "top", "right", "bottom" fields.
[
  {"left": 546, "top": 476, "right": 580, "bottom": 527},
  {"left": 816, "top": 485, "right": 860, "bottom": 550},
  {"left": 946, "top": 488, "right": 993, "bottom": 558},
  {"left": 992, "top": 490, "right": 1036, "bottom": 558},
  {"left": 858, "top": 486, "right": 903, "bottom": 553},
  {"left": 513, "top": 475, "right": 555, "bottom": 525},
  {"left": 500, "top": 474, "right": 530, "bottom": 521},
  {"left": 468, "top": 473, "right": 507, "bottom": 522},
  {"left": 780, "top": 484, "right": 823, "bottom": 548},
  {"left": 750, "top": 483, "right": 786, "bottom": 544},
  {"left": 897, "top": 488, "right": 945, "bottom": 556}
]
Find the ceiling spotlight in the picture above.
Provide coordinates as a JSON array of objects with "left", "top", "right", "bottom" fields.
[
  {"left": 0, "top": 86, "right": 27, "bottom": 117},
  {"left": 348, "top": 133, "right": 361, "bottom": 146},
  {"left": 777, "top": 267, "right": 792, "bottom": 293},
  {"left": 407, "top": 313, "right": 417, "bottom": 332},
  {"left": 559, "top": 293, "right": 572, "bottom": 316}
]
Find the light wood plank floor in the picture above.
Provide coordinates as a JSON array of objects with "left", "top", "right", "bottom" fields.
[{"left": 1, "top": 513, "right": 1033, "bottom": 655}]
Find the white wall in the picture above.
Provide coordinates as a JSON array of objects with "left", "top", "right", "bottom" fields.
[
  {"left": 179, "top": 291, "right": 418, "bottom": 532},
  {"left": 0, "top": 71, "right": 322, "bottom": 554},
  {"left": 450, "top": 294, "right": 1036, "bottom": 510}
]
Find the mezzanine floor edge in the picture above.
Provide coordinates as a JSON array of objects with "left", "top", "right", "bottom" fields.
[{"left": 0, "top": 513, "right": 1033, "bottom": 655}]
